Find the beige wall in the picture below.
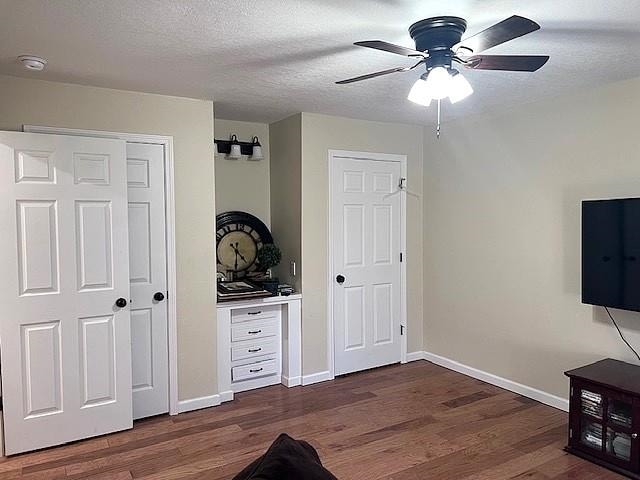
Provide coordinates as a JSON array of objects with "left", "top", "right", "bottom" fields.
[
  {"left": 301, "top": 112, "right": 425, "bottom": 375},
  {"left": 215, "top": 119, "right": 271, "bottom": 227},
  {"left": 269, "top": 114, "right": 302, "bottom": 290},
  {"left": 0, "top": 74, "right": 217, "bottom": 401},
  {"left": 423, "top": 76, "right": 640, "bottom": 399}
]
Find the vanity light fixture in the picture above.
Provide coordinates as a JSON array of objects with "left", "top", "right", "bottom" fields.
[{"left": 214, "top": 134, "right": 266, "bottom": 159}]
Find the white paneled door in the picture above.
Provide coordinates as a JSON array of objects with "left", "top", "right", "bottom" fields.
[
  {"left": 127, "top": 142, "right": 169, "bottom": 419},
  {"left": 332, "top": 154, "right": 403, "bottom": 376},
  {"left": 0, "top": 132, "right": 132, "bottom": 455}
]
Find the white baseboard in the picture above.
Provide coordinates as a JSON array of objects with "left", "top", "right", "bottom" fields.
[
  {"left": 220, "top": 390, "right": 234, "bottom": 403},
  {"left": 417, "top": 351, "right": 569, "bottom": 412},
  {"left": 301, "top": 370, "right": 333, "bottom": 386},
  {"left": 406, "top": 351, "right": 426, "bottom": 363},
  {"left": 282, "top": 375, "right": 302, "bottom": 387},
  {"left": 176, "top": 394, "right": 222, "bottom": 413}
]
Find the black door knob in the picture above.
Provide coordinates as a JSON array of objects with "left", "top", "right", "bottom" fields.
[
  {"left": 154, "top": 292, "right": 165, "bottom": 302},
  {"left": 115, "top": 297, "right": 127, "bottom": 308},
  {"left": 336, "top": 274, "right": 345, "bottom": 285}
]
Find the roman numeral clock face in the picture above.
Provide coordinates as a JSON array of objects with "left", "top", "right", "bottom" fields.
[{"left": 216, "top": 211, "right": 273, "bottom": 276}]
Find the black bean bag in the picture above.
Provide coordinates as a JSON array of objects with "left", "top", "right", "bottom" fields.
[{"left": 232, "top": 433, "right": 338, "bottom": 480}]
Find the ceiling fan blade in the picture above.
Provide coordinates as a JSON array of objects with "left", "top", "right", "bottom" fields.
[
  {"left": 462, "top": 54, "right": 549, "bottom": 71},
  {"left": 336, "top": 60, "right": 423, "bottom": 84},
  {"left": 354, "top": 40, "right": 426, "bottom": 58},
  {"left": 457, "top": 16, "right": 541, "bottom": 54}
]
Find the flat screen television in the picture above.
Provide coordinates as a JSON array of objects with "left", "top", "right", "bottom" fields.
[{"left": 582, "top": 198, "right": 640, "bottom": 312}]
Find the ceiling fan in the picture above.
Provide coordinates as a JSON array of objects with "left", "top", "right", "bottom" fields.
[{"left": 336, "top": 15, "right": 549, "bottom": 136}]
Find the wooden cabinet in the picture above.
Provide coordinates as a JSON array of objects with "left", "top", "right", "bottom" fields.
[{"left": 566, "top": 359, "right": 640, "bottom": 479}]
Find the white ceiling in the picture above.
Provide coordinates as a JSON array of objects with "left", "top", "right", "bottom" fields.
[{"left": 2, "top": 0, "right": 640, "bottom": 125}]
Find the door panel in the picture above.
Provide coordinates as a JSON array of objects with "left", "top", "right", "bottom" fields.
[
  {"left": 16, "top": 200, "right": 59, "bottom": 295},
  {"left": 0, "top": 131, "right": 132, "bottom": 455},
  {"left": 127, "top": 142, "right": 169, "bottom": 420},
  {"left": 332, "top": 156, "right": 402, "bottom": 375}
]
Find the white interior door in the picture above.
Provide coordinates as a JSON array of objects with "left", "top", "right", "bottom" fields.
[
  {"left": 0, "top": 131, "right": 132, "bottom": 455},
  {"left": 127, "top": 142, "right": 169, "bottom": 419},
  {"left": 332, "top": 155, "right": 403, "bottom": 376}
]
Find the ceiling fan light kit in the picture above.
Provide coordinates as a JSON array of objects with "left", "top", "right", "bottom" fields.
[{"left": 337, "top": 15, "right": 549, "bottom": 137}]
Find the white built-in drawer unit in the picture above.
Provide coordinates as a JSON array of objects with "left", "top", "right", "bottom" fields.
[
  {"left": 217, "top": 294, "right": 302, "bottom": 400},
  {"left": 228, "top": 303, "right": 282, "bottom": 392}
]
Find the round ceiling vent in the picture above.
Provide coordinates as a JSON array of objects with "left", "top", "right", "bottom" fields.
[{"left": 18, "top": 55, "right": 47, "bottom": 71}]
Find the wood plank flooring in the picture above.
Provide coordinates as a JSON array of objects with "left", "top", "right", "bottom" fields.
[{"left": 0, "top": 361, "right": 624, "bottom": 479}]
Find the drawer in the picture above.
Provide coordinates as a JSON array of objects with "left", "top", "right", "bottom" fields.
[
  {"left": 231, "top": 304, "right": 280, "bottom": 324},
  {"left": 231, "top": 319, "right": 278, "bottom": 342},
  {"left": 231, "top": 337, "right": 278, "bottom": 362},
  {"left": 232, "top": 359, "right": 277, "bottom": 382}
]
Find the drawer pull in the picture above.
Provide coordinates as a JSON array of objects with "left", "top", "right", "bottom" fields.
[
  {"left": 249, "top": 367, "right": 263, "bottom": 373},
  {"left": 247, "top": 311, "right": 262, "bottom": 315},
  {"left": 248, "top": 347, "right": 262, "bottom": 353},
  {"left": 248, "top": 329, "right": 262, "bottom": 335}
]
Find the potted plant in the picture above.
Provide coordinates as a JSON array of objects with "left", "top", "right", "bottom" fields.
[{"left": 257, "top": 244, "right": 282, "bottom": 294}]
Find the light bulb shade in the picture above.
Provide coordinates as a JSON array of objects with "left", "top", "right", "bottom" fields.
[
  {"left": 407, "top": 76, "right": 432, "bottom": 106},
  {"left": 425, "top": 66, "right": 451, "bottom": 100},
  {"left": 449, "top": 72, "right": 473, "bottom": 104},
  {"left": 228, "top": 134, "right": 242, "bottom": 159},
  {"left": 251, "top": 136, "right": 264, "bottom": 160}
]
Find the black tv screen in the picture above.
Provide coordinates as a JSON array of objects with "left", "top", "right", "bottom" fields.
[{"left": 582, "top": 198, "right": 640, "bottom": 312}]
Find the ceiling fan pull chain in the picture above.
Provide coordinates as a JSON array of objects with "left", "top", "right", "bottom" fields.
[{"left": 436, "top": 98, "right": 441, "bottom": 139}]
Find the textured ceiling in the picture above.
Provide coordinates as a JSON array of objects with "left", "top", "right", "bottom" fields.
[{"left": 2, "top": 0, "right": 640, "bottom": 125}]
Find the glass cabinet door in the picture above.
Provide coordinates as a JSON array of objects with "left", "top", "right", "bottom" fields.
[
  {"left": 575, "top": 384, "right": 637, "bottom": 470},
  {"left": 579, "top": 388, "right": 603, "bottom": 451}
]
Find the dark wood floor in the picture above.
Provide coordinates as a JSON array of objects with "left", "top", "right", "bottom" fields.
[{"left": 0, "top": 361, "right": 624, "bottom": 479}]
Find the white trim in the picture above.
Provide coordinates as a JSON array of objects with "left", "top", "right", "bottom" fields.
[
  {"left": 24, "top": 125, "right": 180, "bottom": 416},
  {"left": 406, "top": 351, "right": 426, "bottom": 363},
  {"left": 301, "top": 370, "right": 333, "bottom": 386},
  {"left": 177, "top": 394, "right": 221, "bottom": 414},
  {"left": 327, "top": 150, "right": 408, "bottom": 379},
  {"left": 281, "top": 375, "right": 302, "bottom": 387},
  {"left": 419, "top": 351, "right": 569, "bottom": 412},
  {"left": 220, "top": 390, "right": 234, "bottom": 403}
]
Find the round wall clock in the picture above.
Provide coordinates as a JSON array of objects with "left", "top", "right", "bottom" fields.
[{"left": 216, "top": 211, "right": 273, "bottom": 276}]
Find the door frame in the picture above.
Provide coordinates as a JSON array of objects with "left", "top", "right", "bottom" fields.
[
  {"left": 327, "top": 149, "right": 408, "bottom": 380},
  {"left": 23, "top": 125, "right": 179, "bottom": 415}
]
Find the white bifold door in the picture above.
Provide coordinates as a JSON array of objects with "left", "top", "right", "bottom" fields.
[
  {"left": 332, "top": 155, "right": 403, "bottom": 376},
  {"left": 0, "top": 132, "right": 133, "bottom": 454},
  {"left": 127, "top": 143, "right": 169, "bottom": 420}
]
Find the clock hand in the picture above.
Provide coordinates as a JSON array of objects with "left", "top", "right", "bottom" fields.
[
  {"left": 234, "top": 247, "right": 238, "bottom": 271},
  {"left": 231, "top": 242, "right": 248, "bottom": 263}
]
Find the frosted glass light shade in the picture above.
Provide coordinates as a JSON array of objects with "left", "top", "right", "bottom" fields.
[
  {"left": 407, "top": 75, "right": 432, "bottom": 106},
  {"left": 449, "top": 72, "right": 474, "bottom": 104},
  {"left": 228, "top": 134, "right": 242, "bottom": 159},
  {"left": 251, "top": 136, "right": 264, "bottom": 160},
  {"left": 424, "top": 66, "right": 451, "bottom": 100}
]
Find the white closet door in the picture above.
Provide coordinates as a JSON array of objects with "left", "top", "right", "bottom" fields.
[
  {"left": 127, "top": 142, "right": 169, "bottom": 419},
  {"left": 332, "top": 156, "right": 402, "bottom": 376},
  {"left": 0, "top": 131, "right": 132, "bottom": 455}
]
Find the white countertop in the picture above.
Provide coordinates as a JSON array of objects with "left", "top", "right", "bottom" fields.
[{"left": 216, "top": 293, "right": 301, "bottom": 309}]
